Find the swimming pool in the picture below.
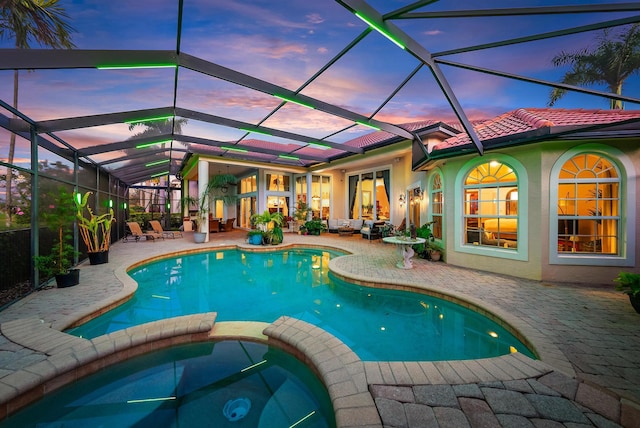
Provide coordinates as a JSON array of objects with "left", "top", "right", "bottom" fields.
[
  {"left": 68, "top": 248, "right": 535, "bottom": 361},
  {"left": 1, "top": 340, "right": 335, "bottom": 427}
]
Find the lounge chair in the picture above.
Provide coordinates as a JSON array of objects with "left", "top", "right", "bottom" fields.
[
  {"left": 149, "top": 220, "right": 182, "bottom": 239},
  {"left": 125, "top": 222, "right": 163, "bottom": 242}
]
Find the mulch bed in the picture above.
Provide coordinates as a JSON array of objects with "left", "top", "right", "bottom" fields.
[{"left": 0, "top": 282, "right": 35, "bottom": 309}]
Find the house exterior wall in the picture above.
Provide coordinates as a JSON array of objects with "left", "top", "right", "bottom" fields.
[
  {"left": 433, "top": 138, "right": 639, "bottom": 286},
  {"left": 324, "top": 153, "right": 413, "bottom": 225},
  {"left": 440, "top": 147, "right": 542, "bottom": 281},
  {"left": 539, "top": 138, "right": 640, "bottom": 284}
]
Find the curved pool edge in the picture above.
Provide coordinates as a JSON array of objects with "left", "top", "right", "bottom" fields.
[
  {"left": 0, "top": 312, "right": 218, "bottom": 421},
  {"left": 263, "top": 316, "right": 558, "bottom": 428},
  {"left": 0, "top": 314, "right": 628, "bottom": 428},
  {"left": 60, "top": 243, "right": 573, "bottom": 379},
  {"left": 54, "top": 243, "right": 350, "bottom": 332},
  {"left": 328, "top": 254, "right": 574, "bottom": 377}
]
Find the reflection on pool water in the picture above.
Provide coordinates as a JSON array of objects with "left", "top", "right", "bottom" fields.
[
  {"left": 68, "top": 248, "right": 535, "bottom": 361},
  {"left": 1, "top": 341, "right": 335, "bottom": 427}
]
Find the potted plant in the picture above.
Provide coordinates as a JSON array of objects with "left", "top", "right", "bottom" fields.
[
  {"left": 34, "top": 187, "right": 80, "bottom": 287},
  {"left": 250, "top": 210, "right": 284, "bottom": 244},
  {"left": 246, "top": 229, "right": 264, "bottom": 245},
  {"left": 184, "top": 173, "right": 239, "bottom": 243},
  {"left": 426, "top": 241, "right": 444, "bottom": 262},
  {"left": 303, "top": 219, "right": 326, "bottom": 235},
  {"left": 181, "top": 194, "right": 208, "bottom": 243},
  {"left": 614, "top": 271, "right": 640, "bottom": 313},
  {"left": 292, "top": 200, "right": 310, "bottom": 232},
  {"left": 73, "top": 191, "right": 115, "bottom": 265},
  {"left": 413, "top": 223, "right": 433, "bottom": 258}
]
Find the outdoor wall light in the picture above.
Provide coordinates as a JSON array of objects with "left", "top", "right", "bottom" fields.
[{"left": 399, "top": 193, "right": 406, "bottom": 207}]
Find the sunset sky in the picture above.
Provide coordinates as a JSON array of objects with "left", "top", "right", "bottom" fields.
[{"left": 1, "top": 0, "right": 639, "bottom": 173}]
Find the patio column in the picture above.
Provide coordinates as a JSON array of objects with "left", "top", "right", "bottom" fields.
[{"left": 198, "top": 160, "right": 210, "bottom": 242}]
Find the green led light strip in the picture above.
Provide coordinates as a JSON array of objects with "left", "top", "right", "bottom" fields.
[
  {"left": 308, "top": 142, "right": 331, "bottom": 150},
  {"left": 97, "top": 64, "right": 177, "bottom": 70},
  {"left": 125, "top": 115, "right": 174, "bottom": 124},
  {"left": 355, "top": 12, "right": 405, "bottom": 50},
  {"left": 356, "top": 120, "right": 381, "bottom": 131},
  {"left": 135, "top": 139, "right": 172, "bottom": 149},
  {"left": 150, "top": 171, "right": 169, "bottom": 178},
  {"left": 221, "top": 146, "right": 248, "bottom": 153},
  {"left": 274, "top": 94, "right": 315, "bottom": 110},
  {"left": 241, "top": 127, "right": 272, "bottom": 137},
  {"left": 145, "top": 159, "right": 170, "bottom": 167},
  {"left": 279, "top": 154, "right": 299, "bottom": 160}
]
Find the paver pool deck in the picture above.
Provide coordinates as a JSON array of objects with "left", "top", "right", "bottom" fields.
[{"left": 0, "top": 230, "right": 638, "bottom": 427}]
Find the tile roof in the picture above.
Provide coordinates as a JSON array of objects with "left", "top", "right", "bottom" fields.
[
  {"left": 342, "top": 119, "right": 464, "bottom": 149},
  {"left": 433, "top": 108, "right": 640, "bottom": 151}
]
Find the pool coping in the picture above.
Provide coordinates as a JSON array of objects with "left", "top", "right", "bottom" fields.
[
  {"left": 0, "top": 314, "right": 558, "bottom": 428},
  {"left": 1, "top": 242, "right": 634, "bottom": 426}
]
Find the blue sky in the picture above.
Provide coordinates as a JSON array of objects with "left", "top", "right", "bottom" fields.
[{"left": 1, "top": 0, "right": 639, "bottom": 168}]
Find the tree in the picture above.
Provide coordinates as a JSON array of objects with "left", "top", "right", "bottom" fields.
[
  {"left": 127, "top": 118, "right": 187, "bottom": 137},
  {"left": 548, "top": 24, "right": 640, "bottom": 110},
  {"left": 0, "top": 0, "right": 75, "bottom": 227}
]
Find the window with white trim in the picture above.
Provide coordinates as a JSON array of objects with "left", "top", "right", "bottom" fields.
[
  {"left": 463, "top": 161, "right": 518, "bottom": 249},
  {"left": 556, "top": 153, "right": 620, "bottom": 255},
  {"left": 430, "top": 173, "right": 443, "bottom": 239}
]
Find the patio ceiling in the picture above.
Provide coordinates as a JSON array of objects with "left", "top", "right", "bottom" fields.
[{"left": 1, "top": 1, "right": 639, "bottom": 186}]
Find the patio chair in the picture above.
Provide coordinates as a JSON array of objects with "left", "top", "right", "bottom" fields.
[
  {"left": 360, "top": 220, "right": 384, "bottom": 241},
  {"left": 209, "top": 218, "right": 220, "bottom": 233},
  {"left": 149, "top": 220, "right": 182, "bottom": 239},
  {"left": 220, "top": 218, "right": 235, "bottom": 232},
  {"left": 124, "top": 222, "right": 163, "bottom": 242}
]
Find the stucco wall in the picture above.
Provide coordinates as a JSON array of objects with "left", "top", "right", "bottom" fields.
[
  {"left": 440, "top": 146, "right": 543, "bottom": 281},
  {"left": 539, "top": 139, "right": 640, "bottom": 285},
  {"left": 434, "top": 138, "right": 639, "bottom": 285}
]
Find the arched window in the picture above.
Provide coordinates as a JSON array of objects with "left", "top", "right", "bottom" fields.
[
  {"left": 463, "top": 161, "right": 519, "bottom": 249},
  {"left": 555, "top": 153, "right": 620, "bottom": 255},
  {"left": 430, "top": 172, "right": 443, "bottom": 239}
]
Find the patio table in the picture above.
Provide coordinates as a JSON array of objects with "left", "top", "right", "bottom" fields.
[{"left": 383, "top": 236, "right": 425, "bottom": 269}]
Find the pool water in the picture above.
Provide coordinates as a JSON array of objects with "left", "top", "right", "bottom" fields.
[
  {"left": 68, "top": 248, "right": 535, "bottom": 361},
  {"left": 1, "top": 341, "right": 335, "bottom": 427}
]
